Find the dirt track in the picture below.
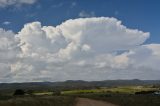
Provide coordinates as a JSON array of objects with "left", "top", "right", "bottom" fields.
[{"left": 75, "top": 98, "right": 118, "bottom": 106}]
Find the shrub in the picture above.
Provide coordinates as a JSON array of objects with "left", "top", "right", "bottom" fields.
[{"left": 13, "top": 89, "right": 25, "bottom": 96}]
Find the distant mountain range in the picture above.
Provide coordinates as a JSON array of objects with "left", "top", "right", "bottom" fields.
[{"left": 0, "top": 80, "right": 160, "bottom": 91}]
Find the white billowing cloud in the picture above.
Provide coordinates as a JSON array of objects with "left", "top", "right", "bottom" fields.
[
  {"left": 17, "top": 22, "right": 67, "bottom": 62},
  {"left": 122, "top": 44, "right": 160, "bottom": 80},
  {"left": 58, "top": 17, "right": 149, "bottom": 59},
  {"left": 128, "top": 44, "right": 160, "bottom": 70},
  {"left": 0, "top": 0, "right": 37, "bottom": 7},
  {"left": 0, "top": 28, "right": 20, "bottom": 82},
  {"left": 0, "top": 28, "right": 19, "bottom": 61},
  {"left": 147, "top": 44, "right": 160, "bottom": 57},
  {"left": 0, "top": 17, "right": 160, "bottom": 82}
]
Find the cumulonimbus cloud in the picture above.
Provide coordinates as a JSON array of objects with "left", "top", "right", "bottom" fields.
[{"left": 0, "top": 17, "right": 160, "bottom": 82}]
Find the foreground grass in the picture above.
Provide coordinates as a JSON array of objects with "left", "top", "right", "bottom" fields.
[
  {"left": 0, "top": 96, "right": 75, "bottom": 106},
  {"left": 72, "top": 93, "right": 160, "bottom": 106}
]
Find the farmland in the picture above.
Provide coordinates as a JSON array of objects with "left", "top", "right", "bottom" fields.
[{"left": 62, "top": 86, "right": 159, "bottom": 94}]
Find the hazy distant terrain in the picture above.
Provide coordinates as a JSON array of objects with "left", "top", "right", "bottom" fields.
[{"left": 0, "top": 80, "right": 160, "bottom": 91}]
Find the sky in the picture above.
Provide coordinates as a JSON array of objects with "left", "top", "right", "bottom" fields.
[{"left": 0, "top": 0, "right": 160, "bottom": 82}]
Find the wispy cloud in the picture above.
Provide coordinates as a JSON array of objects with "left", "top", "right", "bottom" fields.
[
  {"left": 79, "top": 11, "right": 95, "bottom": 18},
  {"left": 71, "top": 1, "right": 76, "bottom": 8},
  {"left": 0, "top": 0, "right": 38, "bottom": 8},
  {"left": 2, "top": 21, "right": 11, "bottom": 25},
  {"left": 114, "top": 10, "right": 119, "bottom": 15},
  {"left": 51, "top": 2, "right": 64, "bottom": 8}
]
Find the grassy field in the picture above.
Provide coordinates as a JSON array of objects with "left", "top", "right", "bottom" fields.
[
  {"left": 0, "top": 96, "right": 75, "bottom": 106},
  {"left": 62, "top": 86, "right": 159, "bottom": 94}
]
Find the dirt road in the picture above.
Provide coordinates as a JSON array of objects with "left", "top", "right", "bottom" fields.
[{"left": 75, "top": 98, "right": 118, "bottom": 106}]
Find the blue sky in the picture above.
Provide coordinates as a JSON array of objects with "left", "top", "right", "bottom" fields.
[{"left": 0, "top": 0, "right": 160, "bottom": 43}]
